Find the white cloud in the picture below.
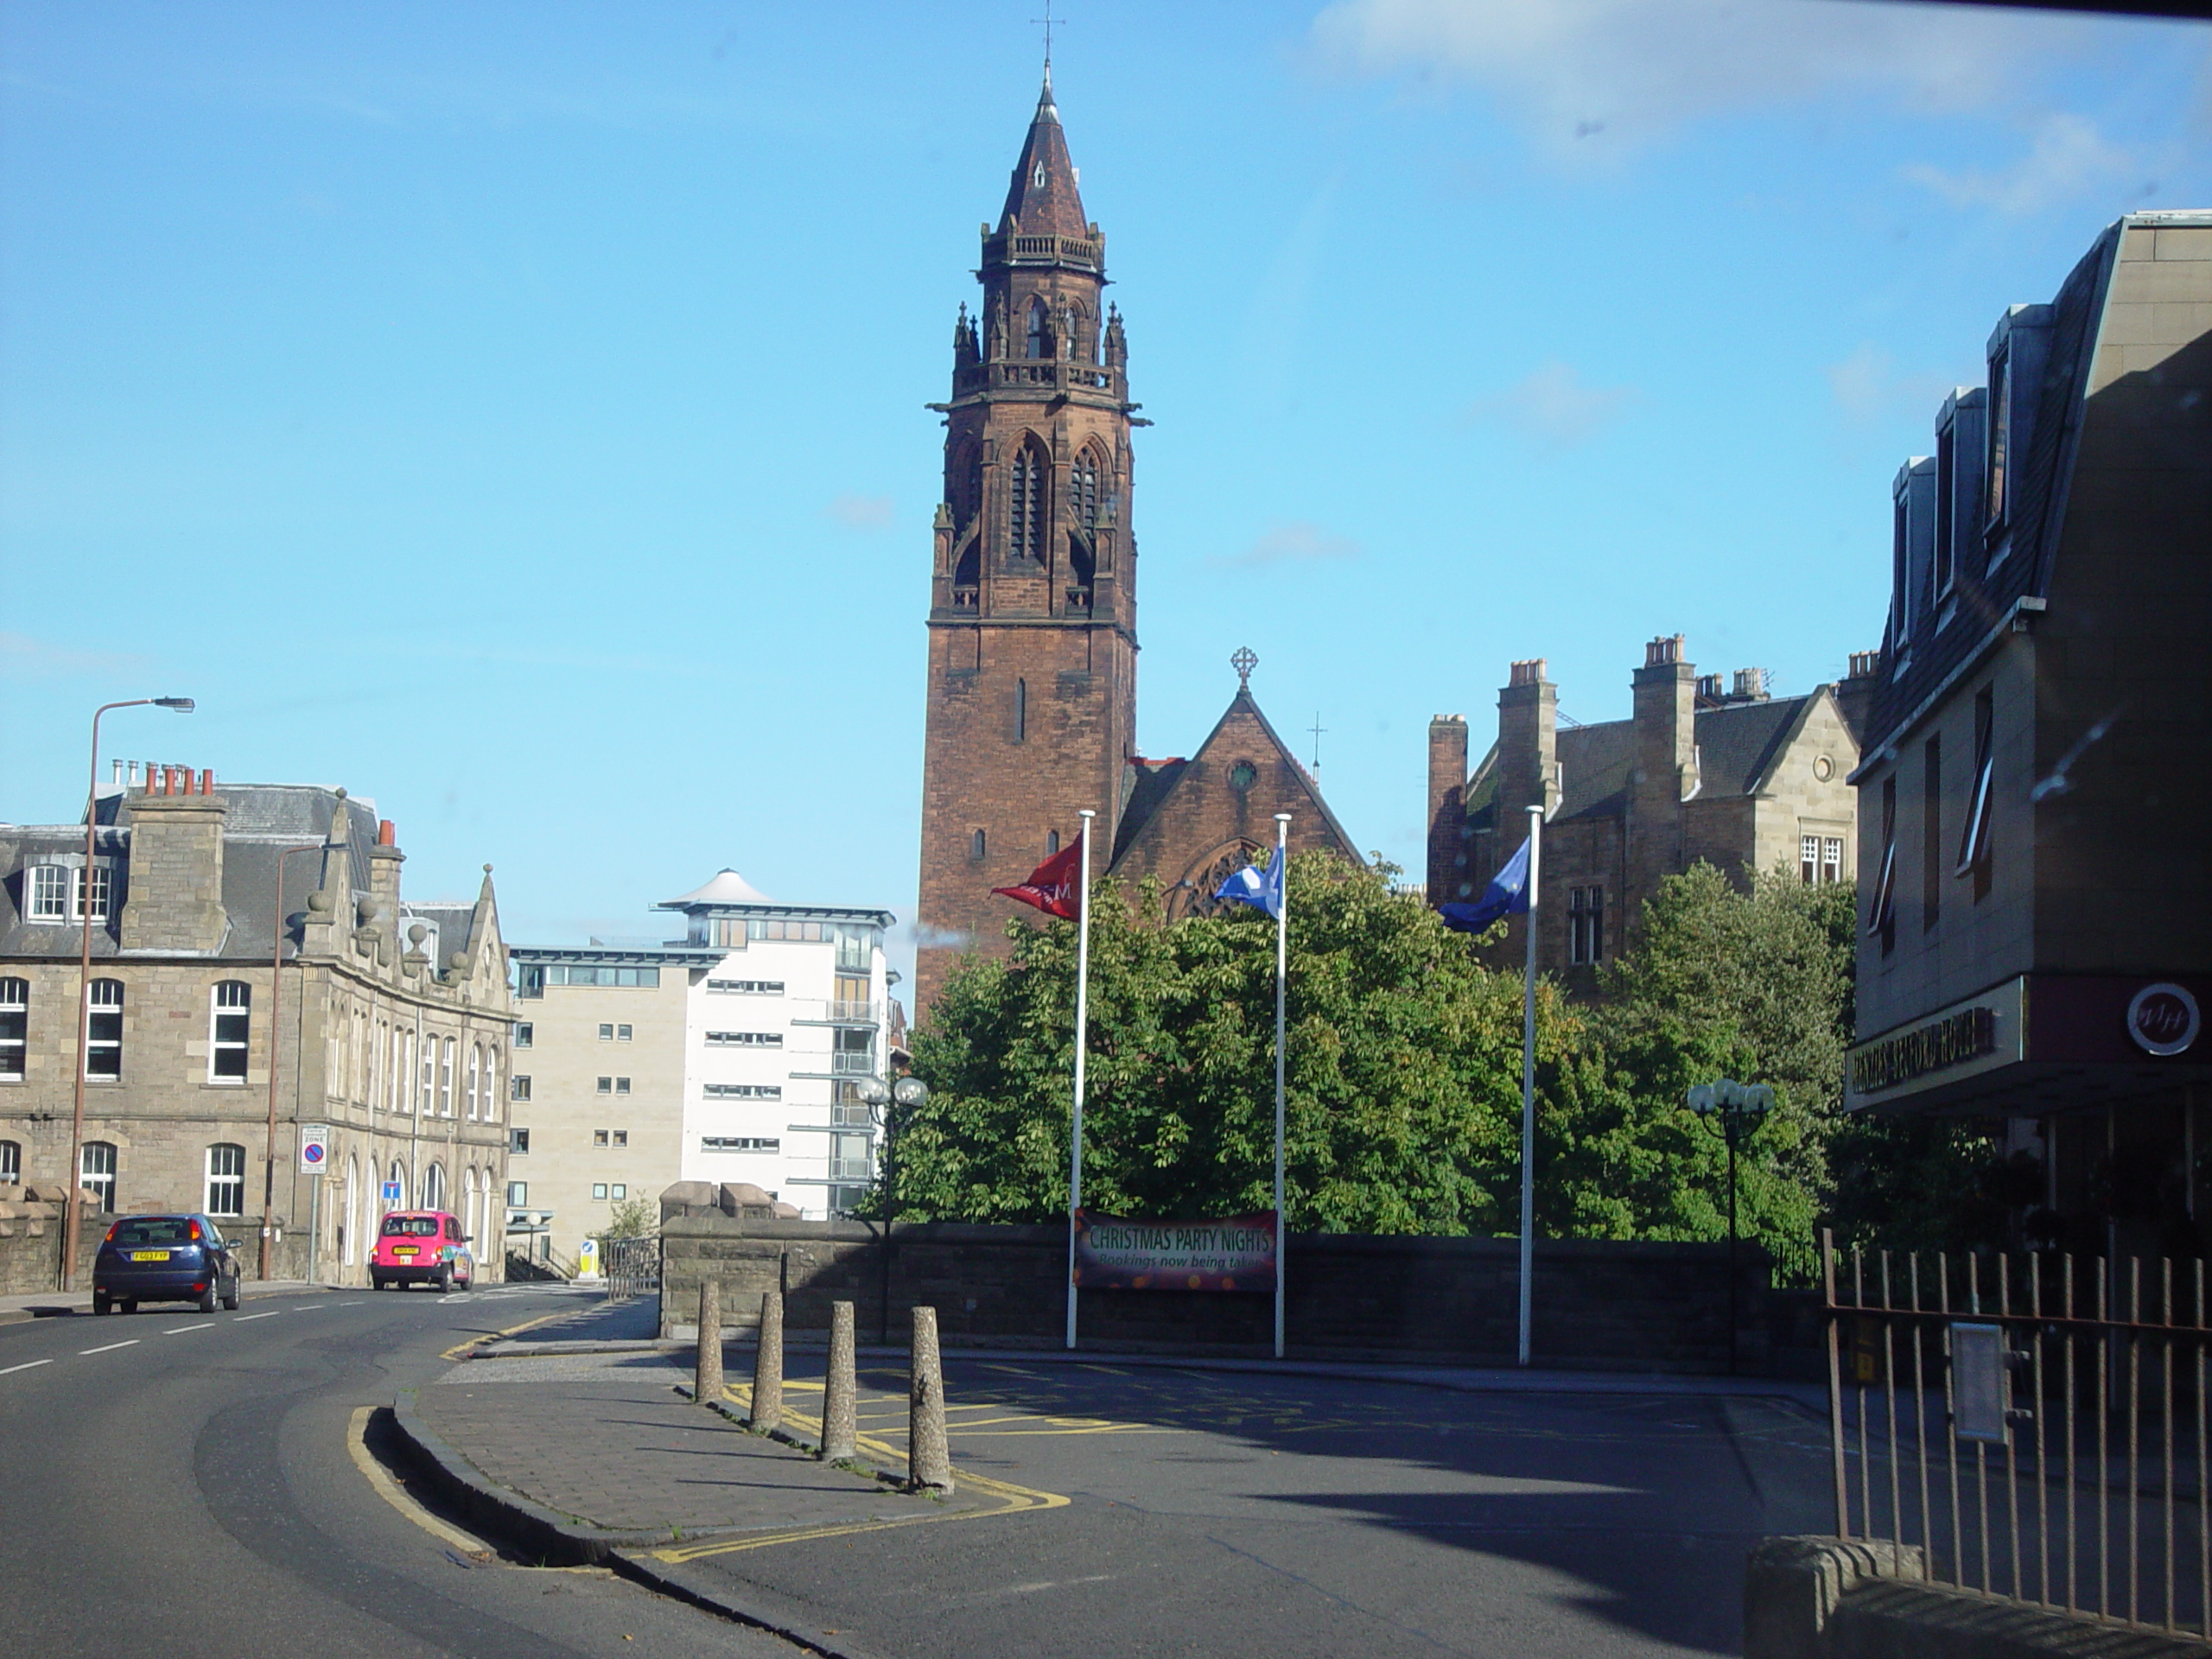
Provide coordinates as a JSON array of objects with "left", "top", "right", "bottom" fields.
[
  {"left": 825, "top": 493, "right": 895, "bottom": 530},
  {"left": 1825, "top": 341, "right": 1960, "bottom": 428},
  {"left": 1310, "top": 0, "right": 2096, "bottom": 152},
  {"left": 1903, "top": 113, "right": 2142, "bottom": 215},
  {"left": 1465, "top": 360, "right": 1637, "bottom": 446},
  {"left": 1219, "top": 521, "right": 1363, "bottom": 568}
]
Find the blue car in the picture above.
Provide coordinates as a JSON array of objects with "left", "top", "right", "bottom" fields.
[{"left": 92, "top": 1213, "right": 243, "bottom": 1315}]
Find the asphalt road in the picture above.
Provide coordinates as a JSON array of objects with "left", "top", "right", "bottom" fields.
[
  {"left": 0, "top": 1284, "right": 802, "bottom": 1659},
  {"left": 665, "top": 1355, "right": 1840, "bottom": 1659}
]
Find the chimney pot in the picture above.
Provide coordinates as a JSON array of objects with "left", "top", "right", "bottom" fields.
[
  {"left": 378, "top": 819, "right": 397, "bottom": 848},
  {"left": 111, "top": 760, "right": 122, "bottom": 785},
  {"left": 1645, "top": 634, "right": 1686, "bottom": 668},
  {"left": 1508, "top": 658, "right": 1548, "bottom": 688}
]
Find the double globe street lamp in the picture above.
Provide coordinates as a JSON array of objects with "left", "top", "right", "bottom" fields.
[
  {"left": 1687, "top": 1077, "right": 1774, "bottom": 1376},
  {"left": 854, "top": 1069, "right": 929, "bottom": 1344}
]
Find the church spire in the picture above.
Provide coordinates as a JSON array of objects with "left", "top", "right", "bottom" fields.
[{"left": 998, "top": 68, "right": 1089, "bottom": 238}]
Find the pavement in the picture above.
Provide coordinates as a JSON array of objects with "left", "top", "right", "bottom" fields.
[{"left": 399, "top": 1306, "right": 1844, "bottom": 1659}]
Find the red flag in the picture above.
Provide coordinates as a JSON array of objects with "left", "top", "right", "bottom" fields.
[{"left": 992, "top": 840, "right": 1083, "bottom": 918}]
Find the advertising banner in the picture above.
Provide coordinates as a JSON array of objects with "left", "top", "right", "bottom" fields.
[{"left": 1071, "top": 1210, "right": 1276, "bottom": 1293}]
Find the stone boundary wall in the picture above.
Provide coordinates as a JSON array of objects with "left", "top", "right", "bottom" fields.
[
  {"left": 659, "top": 1217, "right": 1776, "bottom": 1372},
  {"left": 0, "top": 1186, "right": 315, "bottom": 1294}
]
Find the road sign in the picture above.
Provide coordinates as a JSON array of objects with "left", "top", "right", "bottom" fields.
[
  {"left": 299, "top": 1123, "right": 331, "bottom": 1175},
  {"left": 382, "top": 1180, "right": 403, "bottom": 1203}
]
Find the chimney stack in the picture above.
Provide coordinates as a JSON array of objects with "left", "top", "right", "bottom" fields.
[
  {"left": 1630, "top": 636, "right": 1698, "bottom": 902},
  {"left": 119, "top": 765, "right": 228, "bottom": 952},
  {"left": 1426, "top": 716, "right": 1470, "bottom": 901},
  {"left": 1497, "top": 658, "right": 1560, "bottom": 828}
]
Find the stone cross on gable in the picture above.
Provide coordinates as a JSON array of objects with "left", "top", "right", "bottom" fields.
[{"left": 1232, "top": 646, "right": 1258, "bottom": 690}]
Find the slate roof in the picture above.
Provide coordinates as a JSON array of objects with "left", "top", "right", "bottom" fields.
[{"left": 1855, "top": 219, "right": 2119, "bottom": 760}]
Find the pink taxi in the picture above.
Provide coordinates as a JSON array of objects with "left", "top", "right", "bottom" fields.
[{"left": 369, "top": 1209, "right": 474, "bottom": 1293}]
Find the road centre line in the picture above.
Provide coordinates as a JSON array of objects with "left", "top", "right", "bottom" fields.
[
  {"left": 232, "top": 1311, "right": 280, "bottom": 1322},
  {"left": 79, "top": 1339, "right": 141, "bottom": 1355},
  {"left": 163, "top": 1322, "right": 214, "bottom": 1336},
  {"left": 1, "top": 1359, "right": 54, "bottom": 1376}
]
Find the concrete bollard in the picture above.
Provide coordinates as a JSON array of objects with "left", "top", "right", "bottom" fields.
[
  {"left": 750, "top": 1290, "right": 785, "bottom": 1432},
  {"left": 908, "top": 1305, "right": 953, "bottom": 1493},
  {"left": 695, "top": 1277, "right": 723, "bottom": 1406},
  {"left": 819, "top": 1299, "right": 856, "bottom": 1461}
]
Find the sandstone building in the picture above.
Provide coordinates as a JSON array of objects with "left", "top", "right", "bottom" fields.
[
  {"left": 1426, "top": 643, "right": 1866, "bottom": 979},
  {"left": 1843, "top": 213, "right": 2212, "bottom": 1249},
  {"left": 914, "top": 74, "right": 1356, "bottom": 1007},
  {"left": 0, "top": 764, "right": 512, "bottom": 1283}
]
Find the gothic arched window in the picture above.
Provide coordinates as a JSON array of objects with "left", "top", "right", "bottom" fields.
[
  {"left": 1009, "top": 441, "right": 1047, "bottom": 563},
  {"left": 1073, "top": 452, "right": 1103, "bottom": 533},
  {"left": 1025, "top": 297, "right": 1049, "bottom": 360}
]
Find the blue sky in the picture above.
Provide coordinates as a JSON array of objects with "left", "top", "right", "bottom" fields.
[{"left": 4, "top": 1, "right": 2208, "bottom": 988}]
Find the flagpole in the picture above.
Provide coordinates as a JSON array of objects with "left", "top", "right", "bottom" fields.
[
  {"left": 1516, "top": 803, "right": 1543, "bottom": 1369},
  {"left": 1272, "top": 812, "right": 1290, "bottom": 1361},
  {"left": 1065, "top": 809, "right": 1095, "bottom": 1351}
]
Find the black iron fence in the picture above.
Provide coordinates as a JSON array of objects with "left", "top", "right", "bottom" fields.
[
  {"left": 1824, "top": 1229, "right": 2212, "bottom": 1636},
  {"left": 601, "top": 1233, "right": 660, "bottom": 1304}
]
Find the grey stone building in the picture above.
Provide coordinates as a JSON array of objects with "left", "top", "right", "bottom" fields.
[
  {"left": 1427, "top": 641, "right": 1867, "bottom": 980},
  {"left": 0, "top": 764, "right": 512, "bottom": 1283},
  {"left": 1845, "top": 212, "right": 2212, "bottom": 1251}
]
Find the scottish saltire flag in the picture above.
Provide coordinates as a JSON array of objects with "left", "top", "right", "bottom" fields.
[
  {"left": 1439, "top": 836, "right": 1530, "bottom": 934},
  {"left": 1214, "top": 846, "right": 1284, "bottom": 920}
]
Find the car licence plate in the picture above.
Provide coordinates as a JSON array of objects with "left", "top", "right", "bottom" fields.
[
  {"left": 394, "top": 1247, "right": 417, "bottom": 1258},
  {"left": 130, "top": 1250, "right": 170, "bottom": 1262}
]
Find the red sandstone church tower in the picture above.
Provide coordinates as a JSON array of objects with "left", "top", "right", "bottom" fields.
[{"left": 915, "top": 71, "right": 1139, "bottom": 1008}]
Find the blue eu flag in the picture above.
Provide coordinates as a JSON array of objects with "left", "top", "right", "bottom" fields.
[{"left": 1438, "top": 836, "right": 1530, "bottom": 934}]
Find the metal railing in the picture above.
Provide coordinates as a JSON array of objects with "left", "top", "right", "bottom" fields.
[
  {"left": 827, "top": 1158, "right": 874, "bottom": 1182},
  {"left": 600, "top": 1233, "right": 660, "bottom": 1304},
  {"left": 1825, "top": 1230, "right": 2212, "bottom": 1636}
]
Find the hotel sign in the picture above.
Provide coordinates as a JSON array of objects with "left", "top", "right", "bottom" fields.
[{"left": 1847, "top": 976, "right": 2025, "bottom": 1109}]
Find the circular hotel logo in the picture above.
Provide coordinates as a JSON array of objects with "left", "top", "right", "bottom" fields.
[{"left": 2126, "top": 983, "right": 2202, "bottom": 1058}]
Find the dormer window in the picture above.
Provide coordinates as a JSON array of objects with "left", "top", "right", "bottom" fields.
[
  {"left": 1934, "top": 420, "right": 1956, "bottom": 601},
  {"left": 26, "top": 861, "right": 110, "bottom": 923},
  {"left": 1986, "top": 351, "right": 2011, "bottom": 529}
]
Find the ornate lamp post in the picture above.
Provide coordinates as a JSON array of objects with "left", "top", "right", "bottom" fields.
[
  {"left": 63, "top": 696, "right": 194, "bottom": 1292},
  {"left": 1688, "top": 1078, "right": 1773, "bottom": 1376},
  {"left": 855, "top": 1070, "right": 929, "bottom": 1344}
]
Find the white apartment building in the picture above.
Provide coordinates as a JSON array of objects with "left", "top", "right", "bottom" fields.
[{"left": 508, "top": 871, "right": 897, "bottom": 1255}]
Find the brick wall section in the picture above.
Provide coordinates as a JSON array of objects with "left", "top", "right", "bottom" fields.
[{"left": 660, "top": 1218, "right": 1774, "bottom": 1373}]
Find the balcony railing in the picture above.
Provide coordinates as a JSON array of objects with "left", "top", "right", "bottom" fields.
[
  {"left": 827, "top": 1158, "right": 874, "bottom": 1182},
  {"left": 788, "top": 998, "right": 882, "bottom": 1027},
  {"left": 830, "top": 1051, "right": 874, "bottom": 1075}
]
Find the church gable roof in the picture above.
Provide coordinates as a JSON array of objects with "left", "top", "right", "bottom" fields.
[{"left": 1109, "top": 687, "right": 1361, "bottom": 880}]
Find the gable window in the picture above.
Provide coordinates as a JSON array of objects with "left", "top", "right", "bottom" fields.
[
  {"left": 1869, "top": 778, "right": 1898, "bottom": 954},
  {"left": 1986, "top": 352, "right": 2011, "bottom": 528},
  {"left": 80, "top": 1141, "right": 117, "bottom": 1211},
  {"left": 0, "top": 977, "right": 26, "bottom": 1080},
  {"left": 1958, "top": 686, "right": 1995, "bottom": 901},
  {"left": 86, "top": 979, "right": 124, "bottom": 1079},
  {"left": 1567, "top": 886, "right": 1604, "bottom": 965},
  {"left": 1800, "top": 836, "right": 1821, "bottom": 885},
  {"left": 1933, "top": 423, "right": 1955, "bottom": 601},
  {"left": 1823, "top": 838, "right": 1843, "bottom": 887},
  {"left": 205, "top": 1144, "right": 246, "bottom": 1217},
  {"left": 210, "top": 982, "right": 251, "bottom": 1082}
]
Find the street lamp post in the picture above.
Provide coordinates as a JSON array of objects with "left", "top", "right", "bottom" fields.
[
  {"left": 1687, "top": 1078, "right": 1774, "bottom": 1376},
  {"left": 263, "top": 845, "right": 323, "bottom": 1281},
  {"left": 63, "top": 696, "right": 194, "bottom": 1293},
  {"left": 856, "top": 1069, "right": 930, "bottom": 1344}
]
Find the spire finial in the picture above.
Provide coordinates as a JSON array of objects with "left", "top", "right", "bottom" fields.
[{"left": 1232, "top": 645, "right": 1258, "bottom": 690}]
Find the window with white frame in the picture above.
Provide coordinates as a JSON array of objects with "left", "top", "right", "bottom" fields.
[
  {"left": 466, "top": 1045, "right": 480, "bottom": 1120},
  {"left": 595, "top": 1076, "right": 612, "bottom": 1094},
  {"left": 0, "top": 977, "right": 26, "bottom": 1080},
  {"left": 1822, "top": 837, "right": 1844, "bottom": 887},
  {"left": 28, "top": 864, "right": 69, "bottom": 921},
  {"left": 703, "top": 1083, "right": 781, "bottom": 1100},
  {"left": 706, "top": 1031, "right": 781, "bottom": 1047},
  {"left": 205, "top": 1143, "right": 246, "bottom": 1216},
  {"left": 706, "top": 980, "right": 784, "bottom": 995},
  {"left": 0, "top": 1139, "right": 20, "bottom": 1185},
  {"left": 599, "top": 1022, "right": 614, "bottom": 1041},
  {"left": 611, "top": 1183, "right": 626, "bottom": 1200},
  {"left": 702, "top": 1136, "right": 780, "bottom": 1154},
  {"left": 80, "top": 1141, "right": 117, "bottom": 1211},
  {"left": 86, "top": 979, "right": 124, "bottom": 1078},
  {"left": 210, "top": 982, "right": 251, "bottom": 1082},
  {"left": 439, "top": 1037, "right": 454, "bottom": 1117},
  {"left": 614, "top": 1077, "right": 630, "bottom": 1096},
  {"left": 591, "top": 1182, "right": 607, "bottom": 1201}
]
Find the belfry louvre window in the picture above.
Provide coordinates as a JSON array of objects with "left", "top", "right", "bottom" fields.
[
  {"left": 1958, "top": 687, "right": 1995, "bottom": 899},
  {"left": 86, "top": 980, "right": 124, "bottom": 1079},
  {"left": 0, "top": 976, "right": 26, "bottom": 1080},
  {"left": 1073, "top": 453, "right": 1101, "bottom": 531},
  {"left": 1010, "top": 443, "right": 1046, "bottom": 562},
  {"left": 210, "top": 981, "right": 251, "bottom": 1082},
  {"left": 205, "top": 1144, "right": 245, "bottom": 1217}
]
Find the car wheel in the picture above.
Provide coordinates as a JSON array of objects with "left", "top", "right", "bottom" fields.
[
  {"left": 221, "top": 1276, "right": 241, "bottom": 1312},
  {"left": 197, "top": 1279, "right": 218, "bottom": 1314},
  {"left": 93, "top": 1292, "right": 111, "bottom": 1315},
  {"left": 120, "top": 1300, "right": 137, "bottom": 1315},
  {"left": 436, "top": 1266, "right": 452, "bottom": 1294}
]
